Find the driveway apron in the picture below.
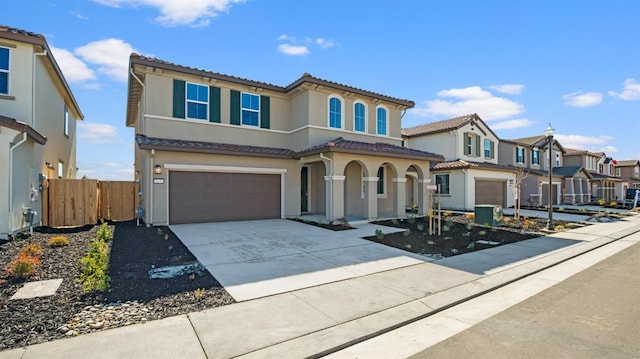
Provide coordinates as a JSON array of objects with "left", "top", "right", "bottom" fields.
[{"left": 170, "top": 219, "right": 427, "bottom": 301}]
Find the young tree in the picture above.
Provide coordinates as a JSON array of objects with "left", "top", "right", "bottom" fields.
[{"left": 513, "top": 167, "right": 530, "bottom": 220}]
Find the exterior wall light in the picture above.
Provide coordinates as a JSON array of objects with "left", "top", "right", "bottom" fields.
[{"left": 154, "top": 165, "right": 162, "bottom": 174}]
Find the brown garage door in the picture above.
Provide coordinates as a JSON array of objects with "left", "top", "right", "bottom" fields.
[
  {"left": 169, "top": 171, "right": 281, "bottom": 224},
  {"left": 475, "top": 180, "right": 505, "bottom": 206}
]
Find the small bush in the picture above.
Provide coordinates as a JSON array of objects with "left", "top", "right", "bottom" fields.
[
  {"left": 609, "top": 201, "right": 617, "bottom": 207},
  {"left": 48, "top": 235, "right": 70, "bottom": 247},
  {"left": 6, "top": 254, "right": 40, "bottom": 279},
  {"left": 96, "top": 221, "right": 112, "bottom": 242},
  {"left": 465, "top": 213, "right": 474, "bottom": 220},
  {"left": 20, "top": 244, "right": 42, "bottom": 259},
  {"left": 77, "top": 238, "right": 110, "bottom": 292},
  {"left": 597, "top": 199, "right": 606, "bottom": 206},
  {"left": 375, "top": 229, "right": 384, "bottom": 240}
]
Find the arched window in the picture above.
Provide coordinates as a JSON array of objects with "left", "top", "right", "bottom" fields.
[
  {"left": 354, "top": 101, "right": 366, "bottom": 132},
  {"left": 376, "top": 106, "right": 388, "bottom": 135},
  {"left": 328, "top": 96, "right": 343, "bottom": 129}
]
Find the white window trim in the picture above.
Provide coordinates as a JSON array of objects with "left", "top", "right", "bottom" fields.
[
  {"left": 185, "top": 82, "right": 209, "bottom": 121},
  {"left": 435, "top": 173, "right": 451, "bottom": 195},
  {"left": 353, "top": 100, "right": 367, "bottom": 133},
  {"left": 375, "top": 105, "right": 389, "bottom": 136},
  {"left": 484, "top": 139, "right": 492, "bottom": 159},
  {"left": 0, "top": 46, "right": 10, "bottom": 95},
  {"left": 241, "top": 91, "right": 261, "bottom": 127},
  {"left": 516, "top": 147, "right": 526, "bottom": 164},
  {"left": 555, "top": 153, "right": 561, "bottom": 167},
  {"left": 328, "top": 94, "right": 344, "bottom": 129},
  {"left": 531, "top": 149, "right": 540, "bottom": 166}
]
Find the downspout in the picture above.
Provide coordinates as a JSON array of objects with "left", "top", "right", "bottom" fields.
[
  {"left": 149, "top": 149, "right": 155, "bottom": 226},
  {"left": 319, "top": 153, "right": 333, "bottom": 221},
  {"left": 32, "top": 50, "right": 47, "bottom": 128},
  {"left": 462, "top": 168, "right": 468, "bottom": 210},
  {"left": 8, "top": 133, "right": 28, "bottom": 235}
]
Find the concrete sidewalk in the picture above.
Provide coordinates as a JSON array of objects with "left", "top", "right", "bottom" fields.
[{"left": 2, "top": 215, "right": 639, "bottom": 359}]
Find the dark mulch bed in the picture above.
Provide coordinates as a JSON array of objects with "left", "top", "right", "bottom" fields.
[
  {"left": 0, "top": 221, "right": 234, "bottom": 351},
  {"left": 366, "top": 214, "right": 583, "bottom": 259}
]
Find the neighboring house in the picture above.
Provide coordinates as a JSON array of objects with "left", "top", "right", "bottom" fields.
[
  {"left": 0, "top": 25, "right": 82, "bottom": 239},
  {"left": 563, "top": 149, "right": 622, "bottom": 202},
  {"left": 615, "top": 159, "right": 640, "bottom": 189},
  {"left": 499, "top": 136, "right": 592, "bottom": 206},
  {"left": 126, "top": 54, "right": 443, "bottom": 225},
  {"left": 402, "top": 114, "right": 516, "bottom": 211}
]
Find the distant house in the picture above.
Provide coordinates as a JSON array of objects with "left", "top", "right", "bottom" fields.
[
  {"left": 615, "top": 159, "right": 640, "bottom": 189},
  {"left": 563, "top": 149, "right": 623, "bottom": 202},
  {"left": 126, "top": 54, "right": 443, "bottom": 225},
  {"left": 402, "top": 114, "right": 516, "bottom": 211},
  {"left": 499, "top": 136, "right": 592, "bottom": 206},
  {"left": 0, "top": 25, "right": 82, "bottom": 239}
]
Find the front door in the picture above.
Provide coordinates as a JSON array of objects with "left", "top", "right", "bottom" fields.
[{"left": 301, "top": 167, "right": 309, "bottom": 212}]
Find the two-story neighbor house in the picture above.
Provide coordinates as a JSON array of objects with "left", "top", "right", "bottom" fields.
[
  {"left": 126, "top": 54, "right": 443, "bottom": 226},
  {"left": 402, "top": 114, "right": 516, "bottom": 211},
  {"left": 563, "top": 149, "right": 622, "bottom": 202},
  {"left": 615, "top": 160, "right": 640, "bottom": 189},
  {"left": 499, "top": 136, "right": 592, "bottom": 206},
  {"left": 0, "top": 25, "right": 82, "bottom": 239}
]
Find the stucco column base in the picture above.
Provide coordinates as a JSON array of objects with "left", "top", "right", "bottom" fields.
[
  {"left": 393, "top": 178, "right": 407, "bottom": 218},
  {"left": 363, "top": 177, "right": 379, "bottom": 221},
  {"left": 418, "top": 179, "right": 431, "bottom": 216},
  {"left": 325, "top": 175, "right": 345, "bottom": 222}
]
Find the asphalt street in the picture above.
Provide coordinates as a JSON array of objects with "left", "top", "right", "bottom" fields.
[{"left": 410, "top": 241, "right": 640, "bottom": 359}]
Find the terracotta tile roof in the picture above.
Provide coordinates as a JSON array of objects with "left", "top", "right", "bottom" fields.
[
  {"left": 298, "top": 137, "right": 445, "bottom": 162},
  {"left": 0, "top": 114, "right": 47, "bottom": 145},
  {"left": 136, "top": 135, "right": 296, "bottom": 159},
  {"left": 588, "top": 171, "right": 623, "bottom": 181},
  {"left": 0, "top": 25, "right": 42, "bottom": 40},
  {"left": 402, "top": 114, "right": 476, "bottom": 137},
  {"left": 502, "top": 135, "right": 546, "bottom": 146},
  {"left": 564, "top": 147, "right": 604, "bottom": 157},
  {"left": 431, "top": 159, "right": 515, "bottom": 172},
  {"left": 129, "top": 54, "right": 414, "bottom": 107}
]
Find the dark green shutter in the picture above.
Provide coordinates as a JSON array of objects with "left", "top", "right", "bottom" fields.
[
  {"left": 490, "top": 141, "right": 495, "bottom": 159},
  {"left": 230, "top": 90, "right": 240, "bottom": 125},
  {"left": 463, "top": 132, "right": 470, "bottom": 155},
  {"left": 475, "top": 135, "right": 480, "bottom": 157},
  {"left": 260, "top": 95, "right": 270, "bottom": 129},
  {"left": 173, "top": 79, "right": 185, "bottom": 119},
  {"left": 209, "top": 86, "right": 221, "bottom": 123}
]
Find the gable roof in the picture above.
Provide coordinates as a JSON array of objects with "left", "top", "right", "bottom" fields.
[
  {"left": 564, "top": 147, "right": 604, "bottom": 157},
  {"left": 431, "top": 159, "right": 515, "bottom": 172},
  {"left": 0, "top": 114, "right": 47, "bottom": 144},
  {"left": 127, "top": 54, "right": 414, "bottom": 127},
  {"left": 503, "top": 135, "right": 566, "bottom": 153},
  {"left": 616, "top": 159, "right": 640, "bottom": 167},
  {"left": 401, "top": 113, "right": 500, "bottom": 140},
  {"left": 0, "top": 25, "right": 83, "bottom": 120},
  {"left": 297, "top": 137, "right": 445, "bottom": 161}
]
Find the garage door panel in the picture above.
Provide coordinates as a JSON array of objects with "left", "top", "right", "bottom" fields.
[
  {"left": 475, "top": 180, "right": 505, "bottom": 206},
  {"left": 169, "top": 171, "right": 281, "bottom": 224}
]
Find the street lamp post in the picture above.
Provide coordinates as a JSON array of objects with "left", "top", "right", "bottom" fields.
[{"left": 546, "top": 124, "right": 554, "bottom": 230}]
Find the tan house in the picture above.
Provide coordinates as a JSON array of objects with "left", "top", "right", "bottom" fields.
[
  {"left": 563, "top": 149, "right": 622, "bottom": 202},
  {"left": 615, "top": 159, "right": 640, "bottom": 189},
  {"left": 499, "top": 136, "right": 592, "bottom": 206},
  {"left": 0, "top": 25, "right": 82, "bottom": 239},
  {"left": 126, "top": 54, "right": 443, "bottom": 226},
  {"left": 402, "top": 114, "right": 516, "bottom": 211}
]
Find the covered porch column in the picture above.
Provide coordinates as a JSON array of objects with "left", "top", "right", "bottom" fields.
[
  {"left": 324, "top": 175, "right": 345, "bottom": 221},
  {"left": 363, "top": 177, "right": 379, "bottom": 221},
  {"left": 417, "top": 179, "right": 431, "bottom": 216},
  {"left": 576, "top": 178, "right": 583, "bottom": 204},
  {"left": 392, "top": 178, "right": 407, "bottom": 218}
]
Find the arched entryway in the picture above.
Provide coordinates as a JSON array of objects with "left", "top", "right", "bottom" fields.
[{"left": 344, "top": 160, "right": 366, "bottom": 220}]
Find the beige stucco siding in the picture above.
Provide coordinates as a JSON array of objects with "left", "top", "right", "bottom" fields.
[
  {"left": 0, "top": 42, "right": 33, "bottom": 121},
  {"left": 406, "top": 131, "right": 457, "bottom": 160}
]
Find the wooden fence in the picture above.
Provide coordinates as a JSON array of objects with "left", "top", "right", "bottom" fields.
[{"left": 42, "top": 179, "right": 139, "bottom": 227}]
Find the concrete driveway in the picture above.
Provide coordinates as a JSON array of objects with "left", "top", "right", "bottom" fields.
[{"left": 170, "top": 219, "right": 428, "bottom": 301}]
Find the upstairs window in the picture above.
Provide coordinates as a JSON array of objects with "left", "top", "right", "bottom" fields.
[
  {"left": 616, "top": 168, "right": 621, "bottom": 176},
  {"left": 555, "top": 153, "right": 561, "bottom": 167},
  {"left": 376, "top": 106, "right": 388, "bottom": 135},
  {"left": 241, "top": 92, "right": 260, "bottom": 126},
  {"left": 64, "top": 105, "right": 69, "bottom": 136},
  {"left": 484, "top": 139, "right": 494, "bottom": 159},
  {"left": 0, "top": 46, "right": 9, "bottom": 95},
  {"left": 436, "top": 174, "right": 450, "bottom": 195},
  {"left": 377, "top": 166, "right": 385, "bottom": 195},
  {"left": 531, "top": 149, "right": 540, "bottom": 165},
  {"left": 634, "top": 166, "right": 639, "bottom": 176},
  {"left": 328, "top": 96, "right": 342, "bottom": 128},
  {"left": 186, "top": 82, "right": 209, "bottom": 120},
  {"left": 354, "top": 101, "right": 366, "bottom": 132},
  {"left": 58, "top": 161, "right": 64, "bottom": 179},
  {"left": 599, "top": 164, "right": 604, "bottom": 173},
  {"left": 464, "top": 132, "right": 480, "bottom": 157},
  {"left": 516, "top": 147, "right": 525, "bottom": 164}
]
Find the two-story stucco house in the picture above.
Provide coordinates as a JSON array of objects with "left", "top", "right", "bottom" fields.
[
  {"left": 615, "top": 160, "right": 640, "bottom": 189},
  {"left": 499, "top": 136, "right": 592, "bottom": 206},
  {"left": 402, "top": 114, "right": 516, "bottom": 211},
  {"left": 0, "top": 25, "right": 82, "bottom": 239},
  {"left": 563, "top": 149, "right": 623, "bottom": 202},
  {"left": 126, "top": 54, "right": 443, "bottom": 226}
]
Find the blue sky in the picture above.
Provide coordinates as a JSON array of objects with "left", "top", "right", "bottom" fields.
[{"left": 3, "top": 0, "right": 639, "bottom": 180}]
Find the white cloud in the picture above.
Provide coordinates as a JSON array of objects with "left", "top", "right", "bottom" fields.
[
  {"left": 316, "top": 38, "right": 335, "bottom": 49},
  {"left": 277, "top": 44, "right": 309, "bottom": 56},
  {"left": 562, "top": 91, "right": 603, "bottom": 107},
  {"left": 77, "top": 161, "right": 133, "bottom": 180},
  {"left": 50, "top": 46, "right": 96, "bottom": 83},
  {"left": 555, "top": 134, "right": 616, "bottom": 154},
  {"left": 412, "top": 86, "right": 524, "bottom": 120},
  {"left": 491, "top": 118, "right": 535, "bottom": 130},
  {"left": 75, "top": 39, "right": 137, "bottom": 82},
  {"left": 94, "top": 0, "right": 244, "bottom": 27},
  {"left": 277, "top": 34, "right": 295, "bottom": 41},
  {"left": 71, "top": 11, "right": 89, "bottom": 20},
  {"left": 78, "top": 122, "right": 121, "bottom": 144},
  {"left": 489, "top": 84, "right": 524, "bottom": 95},
  {"left": 608, "top": 78, "right": 640, "bottom": 100}
]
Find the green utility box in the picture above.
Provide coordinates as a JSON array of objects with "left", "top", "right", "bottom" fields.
[{"left": 474, "top": 205, "right": 502, "bottom": 226}]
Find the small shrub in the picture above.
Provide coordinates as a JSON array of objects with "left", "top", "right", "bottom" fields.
[
  {"left": 416, "top": 223, "right": 425, "bottom": 232},
  {"left": 48, "top": 235, "right": 70, "bottom": 247},
  {"left": 597, "top": 199, "right": 606, "bottom": 206},
  {"left": 426, "top": 240, "right": 435, "bottom": 245},
  {"left": 609, "top": 201, "right": 617, "bottom": 207},
  {"left": 478, "top": 230, "right": 486, "bottom": 236},
  {"left": 96, "top": 221, "right": 112, "bottom": 242},
  {"left": 194, "top": 288, "right": 205, "bottom": 301},
  {"left": 20, "top": 244, "right": 42, "bottom": 259},
  {"left": 77, "top": 238, "right": 110, "bottom": 292},
  {"left": 375, "top": 229, "right": 384, "bottom": 240},
  {"left": 450, "top": 248, "right": 459, "bottom": 254},
  {"left": 555, "top": 225, "right": 565, "bottom": 231},
  {"left": 444, "top": 211, "right": 452, "bottom": 217},
  {"left": 6, "top": 254, "right": 40, "bottom": 279},
  {"left": 465, "top": 213, "right": 474, "bottom": 220},
  {"left": 156, "top": 228, "right": 164, "bottom": 236},
  {"left": 402, "top": 229, "right": 411, "bottom": 237},
  {"left": 467, "top": 242, "right": 476, "bottom": 249}
]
